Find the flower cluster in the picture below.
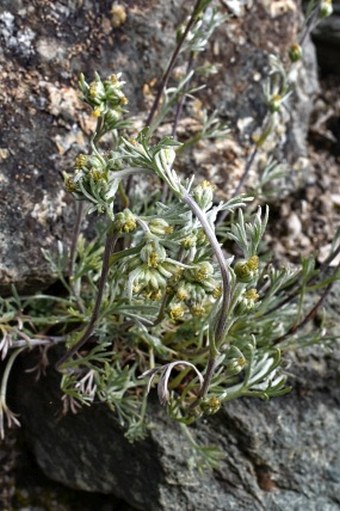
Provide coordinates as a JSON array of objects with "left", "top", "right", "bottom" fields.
[
  {"left": 79, "top": 72, "right": 128, "bottom": 119},
  {"left": 63, "top": 151, "right": 120, "bottom": 219},
  {"left": 234, "top": 255, "right": 259, "bottom": 283},
  {"left": 127, "top": 240, "right": 178, "bottom": 301}
]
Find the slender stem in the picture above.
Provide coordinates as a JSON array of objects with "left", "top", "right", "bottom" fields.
[
  {"left": 266, "top": 243, "right": 340, "bottom": 317},
  {"left": 217, "top": 146, "right": 258, "bottom": 226},
  {"left": 11, "top": 336, "right": 66, "bottom": 349},
  {"left": 272, "top": 265, "right": 339, "bottom": 346},
  {"left": 56, "top": 228, "right": 119, "bottom": 370},
  {"left": 67, "top": 116, "right": 106, "bottom": 308},
  {"left": 172, "top": 52, "right": 196, "bottom": 138},
  {"left": 68, "top": 202, "right": 86, "bottom": 314},
  {"left": 299, "top": 6, "right": 320, "bottom": 48},
  {"left": 146, "top": 0, "right": 202, "bottom": 127},
  {"left": 159, "top": 53, "right": 197, "bottom": 203},
  {"left": 198, "top": 357, "right": 218, "bottom": 399},
  {"left": 233, "top": 146, "right": 258, "bottom": 198},
  {"left": 183, "top": 192, "right": 231, "bottom": 399},
  {"left": 183, "top": 192, "right": 230, "bottom": 346},
  {"left": 68, "top": 201, "right": 84, "bottom": 278},
  {"left": 1, "top": 348, "right": 25, "bottom": 403}
]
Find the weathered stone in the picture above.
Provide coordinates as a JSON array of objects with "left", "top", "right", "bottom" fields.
[
  {"left": 13, "top": 280, "right": 340, "bottom": 510},
  {"left": 15, "top": 337, "right": 340, "bottom": 511},
  {"left": 0, "top": 0, "right": 318, "bottom": 293},
  {"left": 0, "top": 0, "right": 189, "bottom": 294}
]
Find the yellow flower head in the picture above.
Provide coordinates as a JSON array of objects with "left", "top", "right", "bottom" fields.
[
  {"left": 247, "top": 255, "right": 259, "bottom": 272},
  {"left": 169, "top": 304, "right": 185, "bottom": 321}
]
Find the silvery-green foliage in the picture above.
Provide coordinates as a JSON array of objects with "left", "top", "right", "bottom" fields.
[
  {"left": 0, "top": 0, "right": 338, "bottom": 471},
  {"left": 180, "top": 6, "right": 228, "bottom": 54}
]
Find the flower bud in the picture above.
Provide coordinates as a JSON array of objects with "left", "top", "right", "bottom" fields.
[
  {"left": 200, "top": 395, "right": 221, "bottom": 415},
  {"left": 169, "top": 303, "right": 185, "bottom": 321},
  {"left": 114, "top": 209, "right": 137, "bottom": 233},
  {"left": 244, "top": 288, "right": 259, "bottom": 302},
  {"left": 212, "top": 285, "right": 222, "bottom": 299},
  {"left": 247, "top": 256, "right": 259, "bottom": 272},
  {"left": 63, "top": 173, "right": 77, "bottom": 193},
  {"left": 192, "top": 180, "right": 214, "bottom": 210},
  {"left": 119, "top": 95, "right": 129, "bottom": 106},
  {"left": 192, "top": 261, "right": 214, "bottom": 283},
  {"left": 289, "top": 43, "right": 302, "bottom": 63},
  {"left": 196, "top": 228, "right": 208, "bottom": 246},
  {"left": 225, "top": 357, "right": 246, "bottom": 375},
  {"left": 224, "top": 346, "right": 246, "bottom": 376},
  {"left": 176, "top": 286, "right": 190, "bottom": 302},
  {"left": 89, "top": 168, "right": 104, "bottom": 183},
  {"left": 234, "top": 261, "right": 253, "bottom": 283},
  {"left": 92, "top": 106, "right": 103, "bottom": 118},
  {"left": 234, "top": 287, "right": 260, "bottom": 315},
  {"left": 109, "top": 73, "right": 122, "bottom": 86},
  {"left": 88, "top": 80, "right": 106, "bottom": 103},
  {"left": 180, "top": 234, "right": 196, "bottom": 249},
  {"left": 149, "top": 218, "right": 173, "bottom": 235},
  {"left": 140, "top": 242, "right": 167, "bottom": 268},
  {"left": 74, "top": 154, "right": 88, "bottom": 169},
  {"left": 190, "top": 304, "right": 206, "bottom": 317},
  {"left": 320, "top": 0, "right": 333, "bottom": 17},
  {"left": 234, "top": 256, "right": 259, "bottom": 283},
  {"left": 269, "top": 94, "right": 282, "bottom": 113},
  {"left": 155, "top": 147, "right": 176, "bottom": 174}
]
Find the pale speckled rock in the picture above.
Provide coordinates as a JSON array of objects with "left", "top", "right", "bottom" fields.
[{"left": 0, "top": 0, "right": 189, "bottom": 294}]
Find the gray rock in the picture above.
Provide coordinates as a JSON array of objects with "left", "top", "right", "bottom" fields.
[
  {"left": 312, "top": 5, "right": 340, "bottom": 75},
  {"left": 0, "top": 0, "right": 188, "bottom": 294},
  {"left": 15, "top": 339, "right": 340, "bottom": 511},
  {"left": 0, "top": 0, "right": 318, "bottom": 293}
]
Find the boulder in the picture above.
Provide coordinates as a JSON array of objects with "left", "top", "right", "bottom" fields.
[
  {"left": 15, "top": 337, "right": 340, "bottom": 510},
  {"left": 0, "top": 0, "right": 318, "bottom": 292},
  {"left": 13, "top": 278, "right": 340, "bottom": 510}
]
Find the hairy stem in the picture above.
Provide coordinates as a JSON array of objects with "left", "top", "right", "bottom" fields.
[
  {"left": 11, "top": 336, "right": 66, "bottom": 349},
  {"left": 183, "top": 192, "right": 230, "bottom": 344},
  {"left": 183, "top": 192, "right": 231, "bottom": 398}
]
